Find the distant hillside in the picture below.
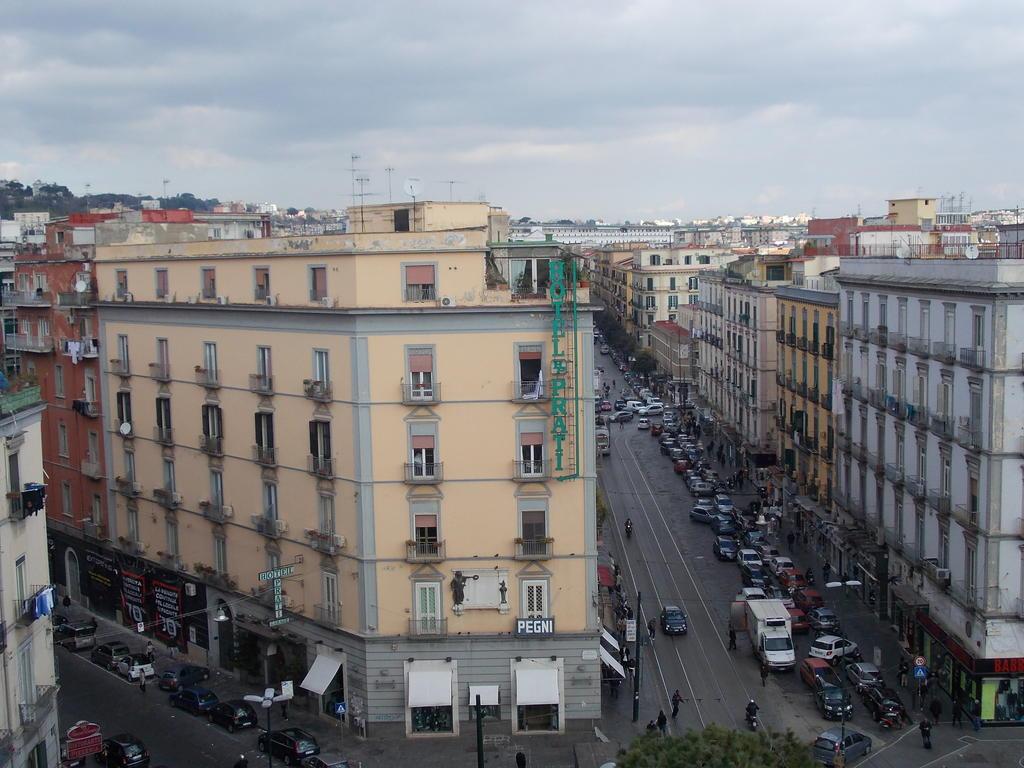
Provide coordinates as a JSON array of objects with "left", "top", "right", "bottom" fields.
[{"left": 0, "top": 180, "right": 221, "bottom": 218}]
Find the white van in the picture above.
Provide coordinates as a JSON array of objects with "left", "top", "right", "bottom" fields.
[{"left": 625, "top": 400, "right": 644, "bottom": 412}]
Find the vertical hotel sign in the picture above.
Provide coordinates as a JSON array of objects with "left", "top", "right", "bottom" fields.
[{"left": 549, "top": 257, "right": 572, "bottom": 474}]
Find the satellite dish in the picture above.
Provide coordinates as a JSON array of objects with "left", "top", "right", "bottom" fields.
[
  {"left": 118, "top": 422, "right": 132, "bottom": 436},
  {"left": 74, "top": 280, "right": 87, "bottom": 293},
  {"left": 403, "top": 177, "right": 423, "bottom": 198},
  {"left": 895, "top": 246, "right": 909, "bottom": 259},
  {"left": 965, "top": 245, "right": 979, "bottom": 260}
]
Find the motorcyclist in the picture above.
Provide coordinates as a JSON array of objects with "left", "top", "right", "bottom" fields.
[
  {"left": 234, "top": 756, "right": 249, "bottom": 768},
  {"left": 745, "top": 699, "right": 759, "bottom": 722},
  {"left": 805, "top": 567, "right": 816, "bottom": 585},
  {"left": 625, "top": 518, "right": 633, "bottom": 538}
]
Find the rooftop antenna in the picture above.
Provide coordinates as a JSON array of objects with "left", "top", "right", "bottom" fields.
[
  {"left": 162, "top": 179, "right": 170, "bottom": 200},
  {"left": 355, "top": 176, "right": 379, "bottom": 231},
  {"left": 385, "top": 167, "right": 395, "bottom": 202},
  {"left": 436, "top": 180, "right": 464, "bottom": 202},
  {"left": 348, "top": 153, "right": 362, "bottom": 213},
  {"left": 84, "top": 182, "right": 91, "bottom": 211},
  {"left": 403, "top": 177, "right": 423, "bottom": 232}
]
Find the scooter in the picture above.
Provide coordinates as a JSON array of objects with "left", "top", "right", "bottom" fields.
[
  {"left": 877, "top": 708, "right": 904, "bottom": 730},
  {"left": 625, "top": 522, "right": 633, "bottom": 540},
  {"left": 805, "top": 569, "right": 816, "bottom": 587},
  {"left": 746, "top": 711, "right": 759, "bottom": 731}
]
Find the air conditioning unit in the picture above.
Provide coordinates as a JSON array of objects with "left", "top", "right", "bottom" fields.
[
  {"left": 221, "top": 505, "right": 234, "bottom": 519},
  {"left": 184, "top": 582, "right": 197, "bottom": 597},
  {"left": 935, "top": 567, "right": 951, "bottom": 584},
  {"left": 320, "top": 297, "right": 334, "bottom": 308},
  {"left": 266, "top": 295, "right": 277, "bottom": 306},
  {"left": 439, "top": 296, "right": 457, "bottom": 308},
  {"left": 275, "top": 519, "right": 289, "bottom": 534},
  {"left": 217, "top": 296, "right": 228, "bottom": 305}
]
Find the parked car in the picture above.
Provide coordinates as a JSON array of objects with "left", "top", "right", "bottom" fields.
[
  {"left": 55, "top": 620, "right": 97, "bottom": 651},
  {"left": 614, "top": 399, "right": 627, "bottom": 411},
  {"left": 673, "top": 459, "right": 691, "bottom": 474},
  {"left": 789, "top": 607, "right": 811, "bottom": 634},
  {"left": 755, "top": 543, "right": 782, "bottom": 562},
  {"left": 764, "top": 585, "right": 795, "bottom": 609},
  {"left": 741, "top": 529, "right": 766, "bottom": 549},
  {"left": 800, "top": 658, "right": 835, "bottom": 688},
  {"left": 659, "top": 438, "right": 678, "bottom": 455},
  {"left": 638, "top": 404, "right": 664, "bottom": 416},
  {"left": 768, "top": 556, "right": 794, "bottom": 576},
  {"left": 611, "top": 411, "right": 634, "bottom": 423},
  {"left": 793, "top": 588, "right": 825, "bottom": 612},
  {"left": 91, "top": 643, "right": 132, "bottom": 670},
  {"left": 809, "top": 635, "right": 862, "bottom": 665},
  {"left": 669, "top": 447, "right": 687, "bottom": 461},
  {"left": 846, "top": 662, "right": 884, "bottom": 693},
  {"left": 778, "top": 568, "right": 809, "bottom": 591},
  {"left": 738, "top": 587, "right": 767, "bottom": 601},
  {"left": 740, "top": 564, "right": 768, "bottom": 588},
  {"left": 600, "top": 344, "right": 610, "bottom": 354},
  {"left": 815, "top": 681, "right": 854, "bottom": 721},
  {"left": 807, "top": 607, "right": 842, "bottom": 634},
  {"left": 258, "top": 728, "right": 321, "bottom": 765},
  {"left": 97, "top": 734, "right": 150, "bottom": 768},
  {"left": 713, "top": 536, "right": 738, "bottom": 561},
  {"left": 116, "top": 654, "right": 155, "bottom": 681},
  {"left": 812, "top": 728, "right": 872, "bottom": 766},
  {"left": 862, "top": 686, "right": 907, "bottom": 723},
  {"left": 737, "top": 549, "right": 763, "bottom": 569},
  {"left": 713, "top": 495, "right": 734, "bottom": 515},
  {"left": 650, "top": 423, "right": 663, "bottom": 436},
  {"left": 637, "top": 418, "right": 650, "bottom": 430},
  {"left": 169, "top": 686, "right": 220, "bottom": 716},
  {"left": 599, "top": 400, "right": 613, "bottom": 412},
  {"left": 659, "top": 605, "right": 688, "bottom": 635},
  {"left": 625, "top": 400, "right": 644, "bottom": 412},
  {"left": 690, "top": 503, "right": 716, "bottom": 524},
  {"left": 157, "top": 663, "right": 211, "bottom": 691},
  {"left": 208, "top": 699, "right": 258, "bottom": 732},
  {"left": 303, "top": 756, "right": 354, "bottom": 768},
  {"left": 690, "top": 481, "right": 714, "bottom": 497},
  {"left": 710, "top": 514, "right": 738, "bottom": 536}
]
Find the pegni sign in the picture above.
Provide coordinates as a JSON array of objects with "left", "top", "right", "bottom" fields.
[
  {"left": 549, "top": 258, "right": 569, "bottom": 471},
  {"left": 515, "top": 617, "right": 555, "bottom": 637}
]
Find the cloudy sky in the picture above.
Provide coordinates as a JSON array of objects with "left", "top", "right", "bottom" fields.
[{"left": 2, "top": 0, "right": 1021, "bottom": 221}]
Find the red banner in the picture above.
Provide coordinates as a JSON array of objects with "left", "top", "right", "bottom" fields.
[{"left": 151, "top": 579, "right": 183, "bottom": 645}]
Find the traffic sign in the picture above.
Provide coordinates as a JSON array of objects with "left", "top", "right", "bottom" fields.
[
  {"left": 914, "top": 656, "right": 926, "bottom": 667},
  {"left": 913, "top": 665, "right": 928, "bottom": 680},
  {"left": 625, "top": 620, "right": 637, "bottom": 642}
]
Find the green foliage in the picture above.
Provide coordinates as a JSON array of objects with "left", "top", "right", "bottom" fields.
[
  {"left": 620, "top": 725, "right": 814, "bottom": 768},
  {"left": 632, "top": 349, "right": 657, "bottom": 376},
  {"left": 595, "top": 310, "right": 636, "bottom": 357},
  {"left": 0, "top": 179, "right": 221, "bottom": 218}
]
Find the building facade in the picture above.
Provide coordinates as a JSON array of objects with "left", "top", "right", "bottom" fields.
[
  {"left": 835, "top": 249, "right": 1024, "bottom": 725},
  {"left": 509, "top": 222, "right": 673, "bottom": 246},
  {"left": 648, "top": 321, "right": 695, "bottom": 388},
  {"left": 0, "top": 385, "right": 58, "bottom": 768},
  {"left": 89, "top": 201, "right": 600, "bottom": 737}
]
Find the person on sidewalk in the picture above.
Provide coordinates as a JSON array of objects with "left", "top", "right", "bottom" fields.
[
  {"left": 760, "top": 661, "right": 769, "bottom": 687},
  {"left": 929, "top": 697, "right": 942, "bottom": 724},
  {"left": 728, "top": 625, "right": 737, "bottom": 650},
  {"left": 671, "top": 690, "right": 682, "bottom": 719},
  {"left": 898, "top": 659, "right": 909, "bottom": 688},
  {"left": 952, "top": 698, "right": 963, "bottom": 728},
  {"left": 971, "top": 698, "right": 982, "bottom": 731},
  {"left": 787, "top": 532, "right": 795, "bottom": 551},
  {"left": 146, "top": 640, "right": 155, "bottom": 664},
  {"left": 139, "top": 674, "right": 146, "bottom": 694},
  {"left": 919, "top": 718, "right": 932, "bottom": 749},
  {"left": 656, "top": 709, "right": 667, "bottom": 736}
]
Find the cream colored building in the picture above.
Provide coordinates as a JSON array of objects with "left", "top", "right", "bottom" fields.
[
  {"left": 0, "top": 386, "right": 59, "bottom": 768},
  {"left": 93, "top": 202, "right": 600, "bottom": 737}
]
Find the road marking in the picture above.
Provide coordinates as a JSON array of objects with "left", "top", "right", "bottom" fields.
[{"left": 63, "top": 650, "right": 139, "bottom": 687}]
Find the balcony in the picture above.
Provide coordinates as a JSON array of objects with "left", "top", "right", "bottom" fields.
[
  {"left": 251, "top": 515, "right": 287, "bottom": 539},
  {"left": 957, "top": 419, "right": 983, "bottom": 450},
  {"left": 199, "top": 435, "right": 223, "bottom": 456},
  {"left": 821, "top": 342, "right": 835, "bottom": 360},
  {"left": 515, "top": 538, "right": 553, "bottom": 560},
  {"left": 512, "top": 379, "right": 549, "bottom": 402},
  {"left": 406, "top": 539, "right": 446, "bottom": 563},
  {"left": 248, "top": 373, "right": 273, "bottom": 395},
  {"left": 109, "top": 358, "right": 130, "bottom": 376},
  {"left": 149, "top": 362, "right": 171, "bottom": 382},
  {"left": 796, "top": 381, "right": 807, "bottom": 398},
  {"left": 905, "top": 475, "right": 926, "bottom": 500},
  {"left": 889, "top": 331, "right": 907, "bottom": 351},
  {"left": 153, "top": 488, "right": 182, "bottom": 510},
  {"left": 62, "top": 337, "right": 99, "bottom": 358},
  {"left": 776, "top": 371, "right": 785, "bottom": 387},
  {"left": 926, "top": 489, "right": 951, "bottom": 516},
  {"left": 786, "top": 332, "right": 796, "bottom": 346},
  {"left": 194, "top": 367, "right": 220, "bottom": 388},
  {"left": 404, "top": 462, "right": 443, "bottom": 484},
  {"left": 80, "top": 457, "right": 102, "bottom": 479},
  {"left": 13, "top": 586, "right": 51, "bottom": 626},
  {"left": 306, "top": 528, "right": 344, "bottom": 555},
  {"left": 852, "top": 325, "right": 868, "bottom": 341},
  {"left": 869, "top": 326, "right": 889, "bottom": 347},
  {"left": 402, "top": 380, "right": 441, "bottom": 404},
  {"left": 82, "top": 520, "right": 108, "bottom": 541},
  {"left": 959, "top": 347, "right": 986, "bottom": 370},
  {"left": 836, "top": 432, "right": 851, "bottom": 453},
  {"left": 303, "top": 379, "right": 332, "bottom": 402},
  {"left": 738, "top": 312, "right": 750, "bottom": 326},
  {"left": 314, "top": 603, "right": 343, "bottom": 629},
  {"left": 820, "top": 392, "right": 833, "bottom": 411},
  {"left": 115, "top": 476, "right": 141, "bottom": 497},
  {"left": 776, "top": 329, "right": 786, "bottom": 344},
  {"left": 199, "top": 500, "right": 233, "bottom": 523},
  {"left": 908, "top": 337, "right": 930, "bottom": 357},
  {"left": 153, "top": 427, "right": 174, "bottom": 445},
  {"left": 796, "top": 434, "right": 817, "bottom": 454},
  {"left": 808, "top": 339, "right": 820, "bottom": 356},
  {"left": 931, "top": 341, "right": 957, "bottom": 365},
  {"left": 408, "top": 618, "right": 448, "bottom": 638},
  {"left": 840, "top": 320, "right": 853, "bottom": 338},
  {"left": 905, "top": 403, "right": 928, "bottom": 429},
  {"left": 949, "top": 580, "right": 981, "bottom": 612},
  {"left": 796, "top": 336, "right": 808, "bottom": 351},
  {"left": 868, "top": 387, "right": 886, "bottom": 410},
  {"left": 884, "top": 463, "right": 905, "bottom": 486},
  {"left": 930, "top": 412, "right": 954, "bottom": 440},
  {"left": 786, "top": 373, "right": 796, "bottom": 392},
  {"left": 309, "top": 455, "right": 334, "bottom": 477},
  {"left": 514, "top": 459, "right": 550, "bottom": 481},
  {"left": 9, "top": 290, "right": 52, "bottom": 307},
  {"left": 71, "top": 399, "right": 100, "bottom": 418},
  {"left": 952, "top": 503, "right": 980, "bottom": 532},
  {"left": 886, "top": 395, "right": 904, "bottom": 419},
  {"left": 6, "top": 334, "right": 53, "bottom": 353},
  {"left": 253, "top": 444, "right": 277, "bottom": 466},
  {"left": 58, "top": 290, "right": 96, "bottom": 307}
]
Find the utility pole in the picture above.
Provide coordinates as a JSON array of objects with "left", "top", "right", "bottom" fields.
[
  {"left": 162, "top": 178, "right": 170, "bottom": 200},
  {"left": 632, "top": 591, "right": 642, "bottom": 722},
  {"left": 385, "top": 167, "right": 395, "bottom": 202},
  {"left": 474, "top": 694, "right": 484, "bottom": 768}
]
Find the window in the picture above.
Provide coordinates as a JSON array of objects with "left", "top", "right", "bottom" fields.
[
  {"left": 645, "top": 296, "right": 655, "bottom": 310},
  {"left": 920, "top": 302, "right": 931, "bottom": 341},
  {"left": 668, "top": 295, "right": 679, "bottom": 310},
  {"left": 155, "top": 268, "right": 169, "bottom": 299},
  {"left": 669, "top": 277, "right": 676, "bottom": 291},
  {"left": 127, "top": 507, "right": 139, "bottom": 543},
  {"left": 263, "top": 481, "right": 278, "bottom": 519},
  {"left": 267, "top": 550, "right": 281, "bottom": 571},
  {"left": 123, "top": 449, "right": 136, "bottom": 482},
  {"left": 255, "top": 412, "right": 275, "bottom": 461},
  {"left": 58, "top": 422, "right": 69, "bottom": 456},
  {"left": 91, "top": 494, "right": 102, "bottom": 524},
  {"left": 166, "top": 519, "right": 179, "bottom": 557},
  {"left": 309, "top": 421, "right": 332, "bottom": 475},
  {"left": 54, "top": 364, "right": 64, "bottom": 398},
  {"left": 201, "top": 267, "right": 217, "bottom": 299},
  {"left": 213, "top": 535, "right": 227, "bottom": 574},
  {"left": 61, "top": 481, "right": 72, "bottom": 517},
  {"left": 917, "top": 442, "right": 927, "bottom": 481},
  {"left": 156, "top": 397, "right": 172, "bottom": 431},
  {"left": 944, "top": 305, "right": 955, "bottom": 345},
  {"left": 88, "top": 431, "right": 99, "bottom": 463},
  {"left": 117, "top": 334, "right": 130, "bottom": 368},
  {"left": 309, "top": 266, "right": 327, "bottom": 301},
  {"left": 915, "top": 510, "right": 925, "bottom": 549},
  {"left": 939, "top": 528, "right": 949, "bottom": 569},
  {"left": 38, "top": 318, "right": 49, "bottom": 338},
  {"left": 322, "top": 571, "right": 339, "bottom": 614},
  {"left": 201, "top": 404, "right": 223, "bottom": 438},
  {"left": 878, "top": 296, "right": 888, "bottom": 329},
  {"left": 410, "top": 432, "right": 436, "bottom": 477},
  {"left": 318, "top": 494, "right": 336, "bottom": 533},
  {"left": 895, "top": 432, "right": 905, "bottom": 471},
  {"left": 941, "top": 455, "right": 951, "bottom": 497},
  {"left": 404, "top": 264, "right": 436, "bottom": 301},
  {"left": 254, "top": 267, "right": 271, "bottom": 301},
  {"left": 861, "top": 296, "right": 869, "bottom": 331},
  {"left": 522, "top": 579, "right": 548, "bottom": 618},
  {"left": 965, "top": 544, "right": 977, "bottom": 593},
  {"left": 156, "top": 338, "right": 169, "bottom": 368},
  {"left": 414, "top": 582, "right": 441, "bottom": 630},
  {"left": 257, "top": 346, "right": 272, "bottom": 379},
  {"left": 393, "top": 208, "right": 410, "bottom": 232},
  {"left": 520, "top": 431, "right": 545, "bottom": 475},
  {"left": 202, "top": 341, "right": 218, "bottom": 375},
  {"left": 313, "top": 349, "right": 330, "bottom": 383},
  {"left": 210, "top": 470, "right": 224, "bottom": 507},
  {"left": 407, "top": 348, "right": 434, "bottom": 399},
  {"left": 969, "top": 473, "right": 979, "bottom": 519},
  {"left": 116, "top": 270, "right": 128, "bottom": 298},
  {"left": 413, "top": 503, "right": 438, "bottom": 547},
  {"left": 84, "top": 371, "right": 96, "bottom": 403},
  {"left": 163, "top": 458, "right": 176, "bottom": 491},
  {"left": 521, "top": 508, "right": 547, "bottom": 543},
  {"left": 972, "top": 310, "right": 985, "bottom": 348},
  {"left": 17, "top": 637, "right": 34, "bottom": 713},
  {"left": 898, "top": 299, "right": 907, "bottom": 335},
  {"left": 517, "top": 345, "right": 543, "bottom": 398},
  {"left": 646, "top": 277, "right": 654, "bottom": 291}
]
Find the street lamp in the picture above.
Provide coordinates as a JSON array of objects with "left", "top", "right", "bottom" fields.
[
  {"left": 823, "top": 579, "right": 862, "bottom": 757},
  {"left": 245, "top": 687, "right": 292, "bottom": 768}
]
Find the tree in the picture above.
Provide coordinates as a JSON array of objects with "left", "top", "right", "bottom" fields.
[
  {"left": 286, "top": 207, "right": 299, "bottom": 216},
  {"left": 619, "top": 726, "right": 815, "bottom": 768},
  {"left": 632, "top": 349, "right": 657, "bottom": 377}
]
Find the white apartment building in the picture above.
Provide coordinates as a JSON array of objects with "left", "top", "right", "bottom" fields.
[
  {"left": 509, "top": 223, "right": 673, "bottom": 247},
  {"left": 0, "top": 386, "right": 58, "bottom": 767},
  {"left": 835, "top": 253, "right": 1024, "bottom": 725}
]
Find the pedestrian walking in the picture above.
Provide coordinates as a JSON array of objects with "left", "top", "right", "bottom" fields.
[
  {"left": 280, "top": 699, "right": 288, "bottom": 720},
  {"left": 760, "top": 661, "right": 769, "bottom": 687},
  {"left": 139, "top": 674, "right": 146, "bottom": 694},
  {"left": 145, "top": 640, "right": 155, "bottom": 664},
  {"left": 671, "top": 689, "right": 682, "bottom": 719},
  {"left": 952, "top": 698, "right": 963, "bottom": 728},
  {"left": 929, "top": 697, "right": 942, "bottom": 724},
  {"left": 647, "top": 618, "right": 656, "bottom": 643},
  {"left": 656, "top": 709, "right": 667, "bottom": 736},
  {"left": 971, "top": 698, "right": 981, "bottom": 731},
  {"left": 728, "top": 625, "right": 737, "bottom": 650},
  {"left": 898, "top": 659, "right": 909, "bottom": 689},
  {"left": 619, "top": 420, "right": 624, "bottom": 430},
  {"left": 919, "top": 718, "right": 932, "bottom": 749},
  {"left": 787, "top": 531, "right": 795, "bottom": 551}
]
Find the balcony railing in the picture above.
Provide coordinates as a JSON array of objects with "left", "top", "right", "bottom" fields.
[
  {"left": 194, "top": 367, "right": 220, "bottom": 388},
  {"left": 514, "top": 459, "right": 550, "bottom": 481},
  {"left": 305, "top": 529, "right": 344, "bottom": 555},
  {"left": 402, "top": 380, "right": 441, "bottom": 404},
  {"left": 80, "top": 457, "right": 102, "bottom": 479},
  {"left": 199, "top": 435, "right": 223, "bottom": 456},
  {"left": 886, "top": 395, "right": 904, "bottom": 419},
  {"left": 796, "top": 381, "right": 807, "bottom": 398},
  {"left": 840, "top": 320, "right": 853, "bottom": 338},
  {"left": 58, "top": 290, "right": 96, "bottom": 307},
  {"left": 908, "top": 337, "right": 930, "bottom": 357},
  {"left": 796, "top": 337, "right": 808, "bottom": 351},
  {"left": 405, "top": 462, "right": 443, "bottom": 484},
  {"left": 926, "top": 489, "right": 952, "bottom": 515},
  {"left": 309, "top": 455, "right": 334, "bottom": 477},
  {"left": 931, "top": 341, "right": 957, "bottom": 364},
  {"left": 512, "top": 380, "right": 550, "bottom": 402},
  {"left": 868, "top": 387, "right": 886, "bottom": 409},
  {"left": 6, "top": 334, "right": 53, "bottom": 353},
  {"left": 408, "top": 618, "right": 447, "bottom": 637},
  {"left": 72, "top": 399, "right": 100, "bottom": 418},
  {"left": 850, "top": 380, "right": 866, "bottom": 402},
  {"left": 405, "top": 285, "right": 437, "bottom": 302},
  {"left": 905, "top": 475, "right": 926, "bottom": 499},
  {"left": 8, "top": 290, "right": 52, "bottom": 306},
  {"left": 115, "top": 476, "right": 141, "bottom": 497},
  {"left": 889, "top": 331, "right": 907, "bottom": 351},
  {"left": 515, "top": 538, "right": 553, "bottom": 560},
  {"left": 786, "top": 332, "right": 796, "bottom": 346},
  {"left": 109, "top": 358, "right": 130, "bottom": 375},
  {"left": 930, "top": 412, "right": 954, "bottom": 440},
  {"left": 154, "top": 427, "right": 174, "bottom": 445},
  {"left": 952, "top": 503, "right": 979, "bottom": 532},
  {"left": 199, "top": 501, "right": 233, "bottom": 523},
  {"left": 884, "top": 463, "right": 905, "bottom": 486},
  {"left": 249, "top": 373, "right": 273, "bottom": 395},
  {"left": 808, "top": 339, "right": 820, "bottom": 356},
  {"left": 775, "top": 329, "right": 786, "bottom": 344},
  {"left": 153, "top": 488, "right": 182, "bottom": 510},
  {"left": 149, "top": 362, "right": 171, "bottom": 382},
  {"left": 820, "top": 392, "right": 832, "bottom": 411},
  {"left": 959, "top": 347, "right": 986, "bottom": 370},
  {"left": 251, "top": 515, "right": 287, "bottom": 538},
  {"left": 949, "top": 580, "right": 981, "bottom": 612},
  {"left": 253, "top": 445, "right": 277, "bottom": 466},
  {"left": 869, "top": 326, "right": 888, "bottom": 346},
  {"left": 822, "top": 342, "right": 835, "bottom": 360},
  {"left": 303, "top": 379, "right": 332, "bottom": 402},
  {"left": 62, "top": 337, "right": 99, "bottom": 359},
  {"left": 314, "top": 603, "right": 343, "bottom": 629},
  {"left": 406, "top": 539, "right": 445, "bottom": 563},
  {"left": 852, "top": 325, "right": 868, "bottom": 341},
  {"left": 906, "top": 403, "right": 928, "bottom": 428}
]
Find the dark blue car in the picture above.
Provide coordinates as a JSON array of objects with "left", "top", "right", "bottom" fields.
[
  {"left": 169, "top": 686, "right": 219, "bottom": 715},
  {"left": 713, "top": 536, "right": 738, "bottom": 561},
  {"left": 711, "top": 514, "right": 737, "bottom": 536}
]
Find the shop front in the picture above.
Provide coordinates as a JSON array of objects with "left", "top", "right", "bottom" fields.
[
  {"left": 917, "top": 611, "right": 1024, "bottom": 726},
  {"left": 888, "top": 583, "right": 927, "bottom": 649},
  {"left": 512, "top": 658, "right": 563, "bottom": 734},
  {"left": 405, "top": 659, "right": 458, "bottom": 736},
  {"left": 299, "top": 650, "right": 347, "bottom": 722},
  {"left": 47, "top": 530, "right": 121, "bottom": 618}
]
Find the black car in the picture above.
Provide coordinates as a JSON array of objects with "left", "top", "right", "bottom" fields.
[
  {"left": 713, "top": 536, "right": 738, "bottom": 561},
  {"left": 258, "top": 728, "right": 321, "bottom": 765},
  {"left": 98, "top": 734, "right": 150, "bottom": 768},
  {"left": 815, "top": 682, "right": 854, "bottom": 721},
  {"left": 169, "top": 686, "right": 219, "bottom": 715},
  {"left": 614, "top": 399, "right": 627, "bottom": 411},
  {"left": 659, "top": 438, "right": 677, "bottom": 455},
  {"left": 659, "top": 605, "right": 688, "bottom": 635},
  {"left": 710, "top": 514, "right": 738, "bottom": 536},
  {"left": 208, "top": 699, "right": 258, "bottom": 732},
  {"left": 863, "top": 686, "right": 907, "bottom": 723},
  {"left": 740, "top": 563, "right": 768, "bottom": 588},
  {"left": 158, "top": 663, "right": 210, "bottom": 691}
]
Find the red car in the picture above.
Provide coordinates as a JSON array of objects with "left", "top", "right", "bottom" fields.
[
  {"left": 651, "top": 423, "right": 664, "bottom": 436},
  {"left": 673, "top": 459, "right": 691, "bottom": 474},
  {"left": 793, "top": 588, "right": 825, "bottom": 612},
  {"left": 778, "top": 568, "right": 808, "bottom": 591},
  {"left": 789, "top": 607, "right": 811, "bottom": 634}
]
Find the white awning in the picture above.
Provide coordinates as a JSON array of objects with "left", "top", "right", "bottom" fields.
[
  {"left": 408, "top": 666, "right": 453, "bottom": 708},
  {"left": 600, "top": 647, "right": 626, "bottom": 679},
  {"left": 601, "top": 628, "right": 619, "bottom": 652},
  {"left": 468, "top": 684, "right": 499, "bottom": 707},
  {"left": 299, "top": 655, "right": 342, "bottom": 696},
  {"left": 515, "top": 667, "right": 560, "bottom": 706}
]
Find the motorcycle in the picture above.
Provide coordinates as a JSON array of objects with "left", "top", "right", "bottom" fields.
[
  {"left": 877, "top": 708, "right": 903, "bottom": 730},
  {"left": 805, "top": 569, "right": 816, "bottom": 586},
  {"left": 625, "top": 522, "right": 633, "bottom": 540},
  {"left": 746, "top": 711, "right": 759, "bottom": 731}
]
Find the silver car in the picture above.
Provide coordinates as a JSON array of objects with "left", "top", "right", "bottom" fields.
[
  {"left": 845, "top": 662, "right": 883, "bottom": 692},
  {"left": 812, "top": 728, "right": 872, "bottom": 765}
]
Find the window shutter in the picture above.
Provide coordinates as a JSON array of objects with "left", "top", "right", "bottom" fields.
[
  {"left": 405, "top": 265, "right": 435, "bottom": 284},
  {"left": 518, "top": 349, "right": 542, "bottom": 361},
  {"left": 520, "top": 432, "right": 543, "bottom": 446},
  {"left": 309, "top": 421, "right": 317, "bottom": 456},
  {"left": 266, "top": 414, "right": 274, "bottom": 448},
  {"left": 411, "top": 435, "right": 435, "bottom": 450},
  {"left": 408, "top": 353, "right": 433, "bottom": 373}
]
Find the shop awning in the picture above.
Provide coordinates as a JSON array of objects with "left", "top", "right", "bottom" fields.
[
  {"left": 601, "top": 627, "right": 620, "bottom": 653},
  {"left": 408, "top": 666, "right": 453, "bottom": 708},
  {"left": 468, "top": 684, "right": 499, "bottom": 707},
  {"left": 515, "top": 667, "right": 560, "bottom": 706},
  {"left": 300, "top": 655, "right": 342, "bottom": 696},
  {"left": 600, "top": 647, "right": 626, "bottom": 679},
  {"left": 891, "top": 582, "right": 929, "bottom": 607},
  {"left": 597, "top": 564, "right": 615, "bottom": 588}
]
